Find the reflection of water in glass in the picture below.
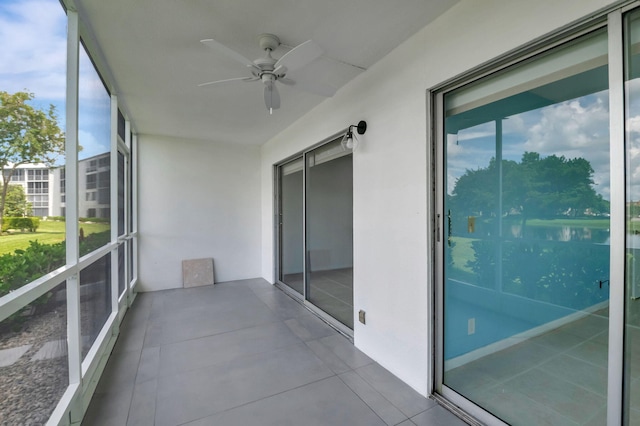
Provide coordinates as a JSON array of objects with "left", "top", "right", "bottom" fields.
[{"left": 509, "top": 224, "right": 610, "bottom": 243}]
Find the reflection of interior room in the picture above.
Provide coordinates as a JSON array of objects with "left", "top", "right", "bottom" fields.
[{"left": 280, "top": 141, "right": 354, "bottom": 329}]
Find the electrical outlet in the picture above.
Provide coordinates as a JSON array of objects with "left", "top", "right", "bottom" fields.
[
  {"left": 468, "top": 318, "right": 475, "bottom": 335},
  {"left": 359, "top": 310, "right": 366, "bottom": 324}
]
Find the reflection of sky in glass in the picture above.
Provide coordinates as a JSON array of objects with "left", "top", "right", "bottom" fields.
[
  {"left": 78, "top": 45, "right": 111, "bottom": 160},
  {"left": 446, "top": 91, "right": 610, "bottom": 200},
  {"left": 626, "top": 78, "right": 640, "bottom": 201}
]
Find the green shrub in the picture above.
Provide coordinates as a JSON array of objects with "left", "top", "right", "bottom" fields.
[
  {"left": 2, "top": 216, "right": 41, "bottom": 232},
  {"left": 47, "top": 216, "right": 65, "bottom": 222},
  {"left": 79, "top": 217, "right": 109, "bottom": 223},
  {"left": 467, "top": 239, "right": 609, "bottom": 309},
  {"left": 0, "top": 230, "right": 113, "bottom": 298},
  {"left": 79, "top": 230, "right": 111, "bottom": 256},
  {"left": 0, "top": 240, "right": 65, "bottom": 297}
]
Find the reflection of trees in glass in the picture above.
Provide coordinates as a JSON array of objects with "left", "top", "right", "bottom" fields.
[
  {"left": 450, "top": 151, "right": 609, "bottom": 235},
  {"left": 0, "top": 91, "right": 64, "bottom": 227},
  {"left": 447, "top": 151, "right": 611, "bottom": 306}
]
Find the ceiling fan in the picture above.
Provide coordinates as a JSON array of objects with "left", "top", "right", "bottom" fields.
[{"left": 199, "top": 34, "right": 335, "bottom": 114}]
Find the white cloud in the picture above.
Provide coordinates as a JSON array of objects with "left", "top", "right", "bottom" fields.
[
  {"left": 629, "top": 116, "right": 640, "bottom": 134},
  {"left": 627, "top": 137, "right": 640, "bottom": 201},
  {"left": 0, "top": 0, "right": 67, "bottom": 100},
  {"left": 78, "top": 129, "right": 110, "bottom": 160},
  {"left": 445, "top": 92, "right": 612, "bottom": 200},
  {"left": 522, "top": 94, "right": 611, "bottom": 199},
  {"left": 524, "top": 95, "right": 609, "bottom": 153},
  {"left": 78, "top": 46, "right": 111, "bottom": 101}
]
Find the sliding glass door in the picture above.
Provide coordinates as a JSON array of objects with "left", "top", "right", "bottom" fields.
[
  {"left": 306, "top": 139, "right": 354, "bottom": 329},
  {"left": 279, "top": 157, "right": 304, "bottom": 294},
  {"left": 439, "top": 28, "right": 612, "bottom": 424},
  {"left": 276, "top": 137, "right": 354, "bottom": 330},
  {"left": 625, "top": 9, "right": 640, "bottom": 425}
]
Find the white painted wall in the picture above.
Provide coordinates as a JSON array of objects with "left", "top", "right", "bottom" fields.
[
  {"left": 260, "top": 0, "right": 617, "bottom": 396},
  {"left": 138, "top": 134, "right": 261, "bottom": 291}
]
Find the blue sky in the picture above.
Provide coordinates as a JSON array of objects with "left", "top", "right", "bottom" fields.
[{"left": 0, "top": 0, "right": 111, "bottom": 161}]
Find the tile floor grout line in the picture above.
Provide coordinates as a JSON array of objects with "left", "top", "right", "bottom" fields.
[
  {"left": 173, "top": 374, "right": 343, "bottom": 426},
  {"left": 352, "top": 365, "right": 431, "bottom": 420},
  {"left": 336, "top": 370, "right": 410, "bottom": 426},
  {"left": 153, "top": 332, "right": 316, "bottom": 380},
  {"left": 145, "top": 315, "right": 285, "bottom": 349},
  {"left": 473, "top": 383, "right": 582, "bottom": 426}
]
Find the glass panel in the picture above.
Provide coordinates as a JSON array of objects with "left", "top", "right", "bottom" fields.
[
  {"left": 118, "top": 243, "right": 126, "bottom": 296},
  {"left": 0, "top": 0, "right": 66, "bottom": 290},
  {"left": 128, "top": 238, "right": 134, "bottom": 285},
  {"left": 0, "top": 282, "right": 69, "bottom": 423},
  {"left": 279, "top": 157, "right": 304, "bottom": 294},
  {"left": 117, "top": 109, "right": 126, "bottom": 141},
  {"left": 306, "top": 139, "right": 353, "bottom": 328},
  {"left": 117, "top": 151, "right": 126, "bottom": 296},
  {"left": 443, "top": 29, "right": 610, "bottom": 424},
  {"left": 625, "top": 10, "right": 640, "bottom": 425},
  {"left": 80, "top": 253, "right": 111, "bottom": 360},
  {"left": 118, "top": 151, "right": 125, "bottom": 237},
  {"left": 128, "top": 139, "right": 135, "bottom": 287},
  {"left": 78, "top": 43, "right": 111, "bottom": 249}
]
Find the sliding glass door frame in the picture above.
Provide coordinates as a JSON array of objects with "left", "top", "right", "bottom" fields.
[
  {"left": 432, "top": 4, "right": 637, "bottom": 424},
  {"left": 274, "top": 130, "right": 355, "bottom": 337}
]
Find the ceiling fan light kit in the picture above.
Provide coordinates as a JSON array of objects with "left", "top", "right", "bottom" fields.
[{"left": 199, "top": 33, "right": 330, "bottom": 113}]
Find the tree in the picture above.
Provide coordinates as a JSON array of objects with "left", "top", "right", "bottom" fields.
[
  {"left": 2, "top": 185, "right": 32, "bottom": 217},
  {"left": 0, "top": 91, "right": 64, "bottom": 227},
  {"left": 450, "top": 151, "right": 609, "bottom": 234}
]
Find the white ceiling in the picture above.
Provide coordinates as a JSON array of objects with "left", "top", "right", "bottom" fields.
[{"left": 75, "top": 0, "right": 458, "bottom": 146}]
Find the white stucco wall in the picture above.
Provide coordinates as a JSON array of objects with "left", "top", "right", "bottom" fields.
[
  {"left": 260, "top": 0, "right": 617, "bottom": 395},
  {"left": 138, "top": 134, "right": 261, "bottom": 291}
]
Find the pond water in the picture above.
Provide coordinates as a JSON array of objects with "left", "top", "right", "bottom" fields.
[{"left": 509, "top": 223, "right": 610, "bottom": 243}]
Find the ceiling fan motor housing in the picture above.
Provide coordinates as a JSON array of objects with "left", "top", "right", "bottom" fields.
[{"left": 258, "top": 33, "right": 280, "bottom": 52}]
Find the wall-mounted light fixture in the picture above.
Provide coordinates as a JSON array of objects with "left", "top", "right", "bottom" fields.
[{"left": 341, "top": 120, "right": 367, "bottom": 151}]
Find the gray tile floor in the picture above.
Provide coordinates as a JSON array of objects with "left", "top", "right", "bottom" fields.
[
  {"left": 283, "top": 268, "right": 354, "bottom": 328},
  {"left": 83, "top": 278, "right": 466, "bottom": 426}
]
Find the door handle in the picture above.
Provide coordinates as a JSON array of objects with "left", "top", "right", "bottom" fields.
[{"left": 447, "top": 209, "right": 452, "bottom": 247}]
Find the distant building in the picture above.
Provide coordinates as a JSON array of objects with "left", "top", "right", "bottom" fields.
[
  {"left": 4, "top": 152, "right": 110, "bottom": 218},
  {"left": 5, "top": 164, "right": 56, "bottom": 217},
  {"left": 77, "top": 153, "right": 111, "bottom": 219}
]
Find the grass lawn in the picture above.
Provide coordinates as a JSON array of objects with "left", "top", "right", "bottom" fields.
[
  {"left": 0, "top": 220, "right": 110, "bottom": 256},
  {"left": 629, "top": 219, "right": 640, "bottom": 234},
  {"left": 448, "top": 236, "right": 477, "bottom": 282}
]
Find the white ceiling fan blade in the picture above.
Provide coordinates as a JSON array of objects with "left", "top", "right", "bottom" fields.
[
  {"left": 201, "top": 38, "right": 260, "bottom": 72},
  {"left": 198, "top": 76, "right": 258, "bottom": 87},
  {"left": 275, "top": 40, "right": 323, "bottom": 73},
  {"left": 278, "top": 77, "right": 295, "bottom": 86},
  {"left": 264, "top": 81, "right": 281, "bottom": 112}
]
